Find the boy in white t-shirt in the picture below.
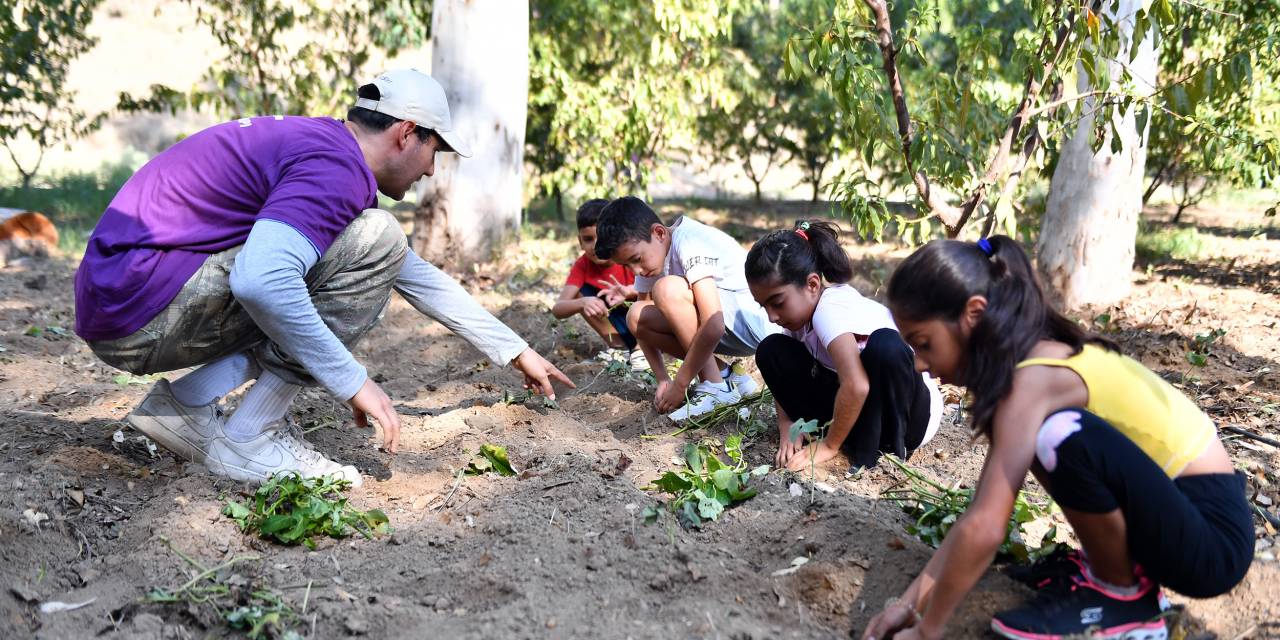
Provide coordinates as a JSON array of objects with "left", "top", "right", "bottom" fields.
[
  {"left": 593, "top": 196, "right": 780, "bottom": 420},
  {"left": 745, "top": 220, "right": 942, "bottom": 472}
]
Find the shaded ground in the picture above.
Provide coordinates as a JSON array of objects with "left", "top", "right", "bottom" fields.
[{"left": 0, "top": 200, "right": 1277, "bottom": 639}]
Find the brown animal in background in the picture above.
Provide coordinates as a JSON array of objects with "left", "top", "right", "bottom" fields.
[{"left": 0, "top": 208, "right": 60, "bottom": 267}]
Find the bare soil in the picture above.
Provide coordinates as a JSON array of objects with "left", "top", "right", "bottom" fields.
[{"left": 0, "top": 201, "right": 1277, "bottom": 639}]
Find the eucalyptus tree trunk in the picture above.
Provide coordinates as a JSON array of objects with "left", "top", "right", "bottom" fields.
[
  {"left": 1037, "top": 0, "right": 1156, "bottom": 309},
  {"left": 413, "top": 0, "right": 529, "bottom": 267}
]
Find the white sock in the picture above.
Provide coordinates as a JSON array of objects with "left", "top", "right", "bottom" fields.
[
  {"left": 224, "top": 371, "right": 300, "bottom": 442},
  {"left": 1083, "top": 563, "right": 1141, "bottom": 596},
  {"left": 170, "top": 352, "right": 261, "bottom": 407}
]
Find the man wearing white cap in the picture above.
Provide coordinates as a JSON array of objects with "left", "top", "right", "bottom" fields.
[{"left": 74, "top": 69, "right": 573, "bottom": 486}]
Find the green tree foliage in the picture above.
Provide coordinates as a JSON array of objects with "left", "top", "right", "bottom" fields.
[
  {"left": 118, "top": 0, "right": 430, "bottom": 118},
  {"left": 696, "top": 9, "right": 788, "bottom": 203},
  {"left": 787, "top": 0, "right": 1280, "bottom": 240},
  {"left": 700, "top": 1, "right": 842, "bottom": 203},
  {"left": 1, "top": 0, "right": 106, "bottom": 188},
  {"left": 1143, "top": 0, "right": 1280, "bottom": 220},
  {"left": 526, "top": 0, "right": 742, "bottom": 209}
]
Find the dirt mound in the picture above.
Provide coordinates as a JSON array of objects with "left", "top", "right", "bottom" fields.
[{"left": 0, "top": 234, "right": 1277, "bottom": 638}]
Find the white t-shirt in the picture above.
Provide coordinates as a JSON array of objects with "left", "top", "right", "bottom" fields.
[
  {"left": 634, "top": 216, "right": 779, "bottom": 347},
  {"left": 633, "top": 216, "right": 751, "bottom": 294},
  {"left": 788, "top": 284, "right": 944, "bottom": 446}
]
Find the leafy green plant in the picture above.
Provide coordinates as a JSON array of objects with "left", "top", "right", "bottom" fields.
[
  {"left": 880, "top": 455, "right": 1058, "bottom": 563},
  {"left": 501, "top": 388, "right": 560, "bottom": 409},
  {"left": 1185, "top": 328, "right": 1227, "bottom": 367},
  {"left": 788, "top": 417, "right": 830, "bottom": 503},
  {"left": 646, "top": 434, "right": 769, "bottom": 528},
  {"left": 464, "top": 444, "right": 517, "bottom": 477},
  {"left": 145, "top": 537, "right": 301, "bottom": 640},
  {"left": 222, "top": 473, "right": 389, "bottom": 549}
]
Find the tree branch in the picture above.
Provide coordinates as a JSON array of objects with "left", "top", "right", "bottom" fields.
[{"left": 861, "top": 0, "right": 961, "bottom": 228}]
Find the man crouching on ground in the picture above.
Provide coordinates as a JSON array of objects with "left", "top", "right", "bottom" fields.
[{"left": 73, "top": 69, "right": 573, "bottom": 486}]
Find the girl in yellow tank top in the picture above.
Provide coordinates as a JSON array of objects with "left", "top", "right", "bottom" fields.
[{"left": 858, "top": 236, "right": 1251, "bottom": 640}]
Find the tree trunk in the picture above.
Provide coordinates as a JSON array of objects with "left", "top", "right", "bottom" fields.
[
  {"left": 1037, "top": 0, "right": 1155, "bottom": 309},
  {"left": 413, "top": 0, "right": 529, "bottom": 267}
]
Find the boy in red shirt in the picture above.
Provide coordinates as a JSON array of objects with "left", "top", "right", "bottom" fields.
[{"left": 552, "top": 200, "right": 648, "bottom": 371}]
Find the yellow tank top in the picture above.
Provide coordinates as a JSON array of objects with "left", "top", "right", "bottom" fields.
[{"left": 1016, "top": 344, "right": 1214, "bottom": 477}]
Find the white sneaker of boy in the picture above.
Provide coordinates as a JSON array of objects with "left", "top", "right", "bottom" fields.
[
  {"left": 205, "top": 420, "right": 362, "bottom": 487},
  {"left": 628, "top": 349, "right": 652, "bottom": 372},
  {"left": 725, "top": 362, "right": 760, "bottom": 397},
  {"left": 667, "top": 380, "right": 742, "bottom": 421},
  {"left": 127, "top": 378, "right": 225, "bottom": 463}
]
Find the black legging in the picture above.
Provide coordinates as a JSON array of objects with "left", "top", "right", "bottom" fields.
[
  {"left": 755, "top": 328, "right": 930, "bottom": 470},
  {"left": 1035, "top": 408, "right": 1253, "bottom": 597}
]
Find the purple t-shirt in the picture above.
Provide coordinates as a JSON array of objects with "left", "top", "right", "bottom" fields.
[{"left": 74, "top": 116, "right": 377, "bottom": 340}]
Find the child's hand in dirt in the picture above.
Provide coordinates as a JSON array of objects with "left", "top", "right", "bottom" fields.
[
  {"left": 861, "top": 600, "right": 921, "bottom": 640},
  {"left": 785, "top": 441, "right": 840, "bottom": 471},
  {"left": 349, "top": 378, "right": 402, "bottom": 453},
  {"left": 512, "top": 348, "right": 576, "bottom": 400},
  {"left": 580, "top": 296, "right": 609, "bottom": 319},
  {"left": 654, "top": 379, "right": 688, "bottom": 413},
  {"left": 776, "top": 434, "right": 803, "bottom": 468}
]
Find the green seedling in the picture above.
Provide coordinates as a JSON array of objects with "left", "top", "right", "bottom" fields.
[
  {"left": 788, "top": 417, "right": 829, "bottom": 504},
  {"left": 222, "top": 473, "right": 389, "bottom": 549},
  {"left": 464, "top": 443, "right": 517, "bottom": 477},
  {"left": 1185, "top": 328, "right": 1226, "bottom": 367},
  {"left": 880, "top": 455, "right": 1058, "bottom": 563},
  {"left": 645, "top": 434, "right": 769, "bottom": 528},
  {"left": 501, "top": 388, "right": 559, "bottom": 409},
  {"left": 145, "top": 537, "right": 300, "bottom": 640}
]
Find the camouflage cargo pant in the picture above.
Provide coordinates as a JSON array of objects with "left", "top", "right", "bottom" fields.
[{"left": 87, "top": 209, "right": 407, "bottom": 388}]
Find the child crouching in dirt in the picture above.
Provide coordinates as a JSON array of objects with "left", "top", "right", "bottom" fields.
[
  {"left": 863, "top": 236, "right": 1252, "bottom": 640},
  {"left": 745, "top": 220, "right": 941, "bottom": 474},
  {"left": 551, "top": 199, "right": 648, "bottom": 371},
  {"left": 594, "top": 196, "right": 780, "bottom": 420}
]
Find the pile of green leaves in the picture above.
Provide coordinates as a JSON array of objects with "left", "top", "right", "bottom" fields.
[
  {"left": 880, "top": 455, "right": 1058, "bottom": 563},
  {"left": 145, "top": 539, "right": 300, "bottom": 640},
  {"left": 223, "top": 473, "right": 389, "bottom": 549},
  {"left": 464, "top": 444, "right": 517, "bottom": 477},
  {"left": 679, "top": 388, "right": 774, "bottom": 438},
  {"left": 645, "top": 434, "right": 769, "bottom": 528}
]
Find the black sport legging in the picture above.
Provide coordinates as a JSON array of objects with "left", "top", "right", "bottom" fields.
[
  {"left": 755, "top": 328, "right": 930, "bottom": 470},
  {"left": 1034, "top": 408, "right": 1253, "bottom": 598}
]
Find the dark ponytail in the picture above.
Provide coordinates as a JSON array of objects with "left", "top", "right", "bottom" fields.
[
  {"left": 886, "top": 236, "right": 1115, "bottom": 437},
  {"left": 746, "top": 219, "right": 854, "bottom": 287}
]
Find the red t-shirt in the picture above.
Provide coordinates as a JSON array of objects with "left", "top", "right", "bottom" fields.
[{"left": 565, "top": 254, "right": 635, "bottom": 291}]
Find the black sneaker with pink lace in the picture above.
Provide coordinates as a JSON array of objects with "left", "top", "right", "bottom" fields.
[{"left": 991, "top": 568, "right": 1170, "bottom": 640}]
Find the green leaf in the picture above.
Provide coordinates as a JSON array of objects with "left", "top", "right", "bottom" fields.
[
  {"left": 683, "top": 443, "right": 705, "bottom": 474},
  {"left": 652, "top": 471, "right": 693, "bottom": 494},
  {"left": 711, "top": 468, "right": 737, "bottom": 491},
  {"left": 479, "top": 444, "right": 516, "bottom": 476},
  {"left": 697, "top": 496, "right": 724, "bottom": 521},
  {"left": 641, "top": 505, "right": 660, "bottom": 524}
]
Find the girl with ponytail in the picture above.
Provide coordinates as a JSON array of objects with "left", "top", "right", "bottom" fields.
[
  {"left": 864, "top": 236, "right": 1251, "bottom": 640},
  {"left": 746, "top": 220, "right": 942, "bottom": 472}
]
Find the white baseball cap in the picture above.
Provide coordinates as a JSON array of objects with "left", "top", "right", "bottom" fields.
[{"left": 355, "top": 68, "right": 471, "bottom": 157}]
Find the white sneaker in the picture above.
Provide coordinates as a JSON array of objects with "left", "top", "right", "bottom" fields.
[
  {"left": 126, "top": 378, "right": 224, "bottom": 463},
  {"left": 205, "top": 420, "right": 363, "bottom": 487},
  {"left": 628, "top": 349, "right": 651, "bottom": 372},
  {"left": 725, "top": 363, "right": 760, "bottom": 397},
  {"left": 666, "top": 381, "right": 742, "bottom": 421}
]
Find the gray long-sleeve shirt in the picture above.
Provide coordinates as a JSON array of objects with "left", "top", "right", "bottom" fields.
[{"left": 230, "top": 219, "right": 528, "bottom": 399}]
